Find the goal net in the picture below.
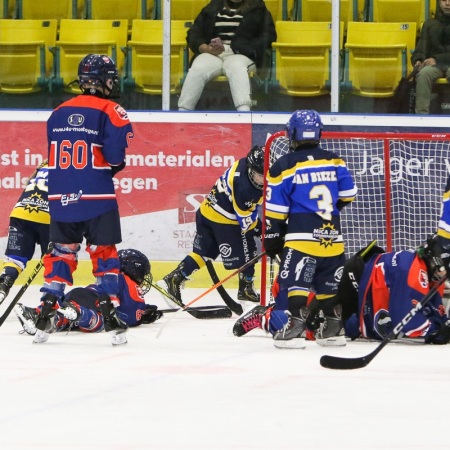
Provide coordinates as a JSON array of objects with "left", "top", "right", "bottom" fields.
[{"left": 260, "top": 131, "right": 450, "bottom": 304}]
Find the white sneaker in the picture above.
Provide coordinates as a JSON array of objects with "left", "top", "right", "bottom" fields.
[
  {"left": 110, "top": 330, "right": 127, "bottom": 346},
  {"left": 33, "top": 330, "right": 50, "bottom": 344}
]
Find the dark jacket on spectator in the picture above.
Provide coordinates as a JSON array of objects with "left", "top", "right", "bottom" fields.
[
  {"left": 186, "top": 0, "right": 276, "bottom": 68},
  {"left": 411, "top": 2, "right": 450, "bottom": 70}
]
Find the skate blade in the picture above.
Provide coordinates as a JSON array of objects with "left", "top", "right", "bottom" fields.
[
  {"left": 110, "top": 330, "right": 128, "bottom": 346},
  {"left": 155, "top": 280, "right": 183, "bottom": 309},
  {"left": 32, "top": 330, "right": 49, "bottom": 344},
  {"left": 273, "top": 338, "right": 306, "bottom": 350},
  {"left": 315, "top": 336, "right": 347, "bottom": 347}
]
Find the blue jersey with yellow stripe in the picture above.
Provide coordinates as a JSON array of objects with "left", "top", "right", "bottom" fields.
[
  {"left": 199, "top": 158, "right": 262, "bottom": 233},
  {"left": 266, "top": 145, "right": 357, "bottom": 257},
  {"left": 438, "top": 175, "right": 450, "bottom": 249}
]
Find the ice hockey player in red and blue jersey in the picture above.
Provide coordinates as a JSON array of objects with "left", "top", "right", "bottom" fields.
[
  {"left": 234, "top": 110, "right": 357, "bottom": 349},
  {"left": 34, "top": 54, "right": 134, "bottom": 346},
  {"left": 339, "top": 236, "right": 450, "bottom": 344},
  {"left": 15, "top": 249, "right": 162, "bottom": 337}
]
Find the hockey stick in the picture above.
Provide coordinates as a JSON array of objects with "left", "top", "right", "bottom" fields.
[
  {"left": 205, "top": 260, "right": 243, "bottom": 315},
  {"left": 156, "top": 251, "right": 266, "bottom": 338},
  {"left": 320, "top": 276, "right": 447, "bottom": 370},
  {"left": 160, "top": 305, "right": 232, "bottom": 316},
  {"left": 151, "top": 281, "right": 232, "bottom": 319},
  {"left": 0, "top": 258, "right": 44, "bottom": 327}
]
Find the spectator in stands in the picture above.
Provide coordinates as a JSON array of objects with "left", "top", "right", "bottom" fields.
[
  {"left": 412, "top": 0, "right": 450, "bottom": 114},
  {"left": 178, "top": 0, "right": 276, "bottom": 112}
]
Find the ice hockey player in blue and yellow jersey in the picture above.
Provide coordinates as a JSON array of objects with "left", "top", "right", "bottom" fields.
[
  {"left": 33, "top": 54, "right": 134, "bottom": 346},
  {"left": 0, "top": 160, "right": 50, "bottom": 303},
  {"left": 234, "top": 110, "right": 357, "bottom": 349},
  {"left": 161, "top": 145, "right": 264, "bottom": 309}
]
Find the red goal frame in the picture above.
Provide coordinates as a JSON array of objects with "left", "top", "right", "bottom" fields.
[{"left": 260, "top": 131, "right": 450, "bottom": 306}]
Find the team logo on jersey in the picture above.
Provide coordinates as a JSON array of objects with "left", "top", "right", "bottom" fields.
[
  {"left": 114, "top": 104, "right": 129, "bottom": 120},
  {"left": 61, "top": 190, "right": 83, "bottom": 206},
  {"left": 313, "top": 223, "right": 339, "bottom": 247},
  {"left": 68, "top": 114, "right": 85, "bottom": 126},
  {"left": 334, "top": 266, "right": 343, "bottom": 282},
  {"left": 219, "top": 243, "right": 232, "bottom": 258},
  {"left": 418, "top": 269, "right": 428, "bottom": 289},
  {"left": 22, "top": 192, "right": 48, "bottom": 213}
]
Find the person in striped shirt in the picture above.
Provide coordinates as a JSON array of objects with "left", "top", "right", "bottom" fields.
[{"left": 178, "top": 0, "right": 276, "bottom": 111}]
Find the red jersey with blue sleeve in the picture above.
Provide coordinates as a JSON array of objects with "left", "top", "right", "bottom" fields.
[
  {"left": 68, "top": 273, "right": 151, "bottom": 328},
  {"left": 355, "top": 250, "right": 447, "bottom": 340},
  {"left": 47, "top": 94, "right": 133, "bottom": 222}
]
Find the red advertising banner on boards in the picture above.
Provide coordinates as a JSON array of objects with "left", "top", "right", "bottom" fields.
[{"left": 0, "top": 120, "right": 252, "bottom": 237}]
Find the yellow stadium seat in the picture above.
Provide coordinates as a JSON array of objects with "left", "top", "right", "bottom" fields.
[
  {"left": 0, "top": 19, "right": 57, "bottom": 93},
  {"left": 293, "top": 0, "right": 363, "bottom": 27},
  {"left": 15, "top": 0, "right": 77, "bottom": 20},
  {"left": 369, "top": 0, "right": 429, "bottom": 23},
  {"left": 84, "top": 0, "right": 152, "bottom": 21},
  {"left": 50, "top": 19, "right": 128, "bottom": 93},
  {"left": 343, "top": 21, "right": 417, "bottom": 97},
  {"left": 156, "top": 0, "right": 207, "bottom": 20},
  {"left": 272, "top": 21, "right": 343, "bottom": 96},
  {"left": 124, "top": 19, "right": 189, "bottom": 95}
]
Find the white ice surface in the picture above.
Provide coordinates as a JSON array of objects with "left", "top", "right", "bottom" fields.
[{"left": 0, "top": 285, "right": 449, "bottom": 450}]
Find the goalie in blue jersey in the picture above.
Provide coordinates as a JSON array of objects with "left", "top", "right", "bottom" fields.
[{"left": 234, "top": 110, "right": 357, "bottom": 349}]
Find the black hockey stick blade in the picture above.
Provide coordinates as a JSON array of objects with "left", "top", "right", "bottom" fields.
[
  {"left": 0, "top": 258, "right": 44, "bottom": 327},
  {"left": 161, "top": 305, "right": 232, "bottom": 319},
  {"left": 152, "top": 282, "right": 232, "bottom": 319},
  {"left": 320, "top": 276, "right": 447, "bottom": 370},
  {"left": 205, "top": 260, "right": 243, "bottom": 315}
]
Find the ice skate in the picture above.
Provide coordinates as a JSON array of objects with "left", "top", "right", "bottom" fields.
[
  {"left": 237, "top": 273, "right": 260, "bottom": 310},
  {"left": 314, "top": 304, "right": 346, "bottom": 347},
  {"left": 160, "top": 264, "right": 188, "bottom": 308},
  {"left": 273, "top": 309, "right": 307, "bottom": 349},
  {"left": 98, "top": 295, "right": 128, "bottom": 346},
  {"left": 233, "top": 305, "right": 270, "bottom": 336},
  {"left": 33, "top": 293, "right": 58, "bottom": 344},
  {"left": 15, "top": 303, "right": 38, "bottom": 335},
  {"left": 58, "top": 300, "right": 81, "bottom": 322},
  {"left": 0, "top": 274, "right": 14, "bottom": 304}
]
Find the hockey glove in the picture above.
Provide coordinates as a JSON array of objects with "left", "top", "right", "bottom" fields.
[
  {"left": 111, "top": 161, "right": 126, "bottom": 176},
  {"left": 141, "top": 305, "right": 163, "bottom": 324},
  {"left": 264, "top": 232, "right": 284, "bottom": 259},
  {"left": 425, "top": 319, "right": 450, "bottom": 345}
]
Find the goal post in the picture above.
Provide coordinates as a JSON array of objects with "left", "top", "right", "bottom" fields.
[{"left": 260, "top": 131, "right": 450, "bottom": 305}]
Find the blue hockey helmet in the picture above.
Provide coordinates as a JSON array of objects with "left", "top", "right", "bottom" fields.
[
  {"left": 118, "top": 249, "right": 152, "bottom": 294},
  {"left": 246, "top": 145, "right": 265, "bottom": 189},
  {"left": 286, "top": 109, "right": 323, "bottom": 144},
  {"left": 78, "top": 54, "right": 120, "bottom": 98}
]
